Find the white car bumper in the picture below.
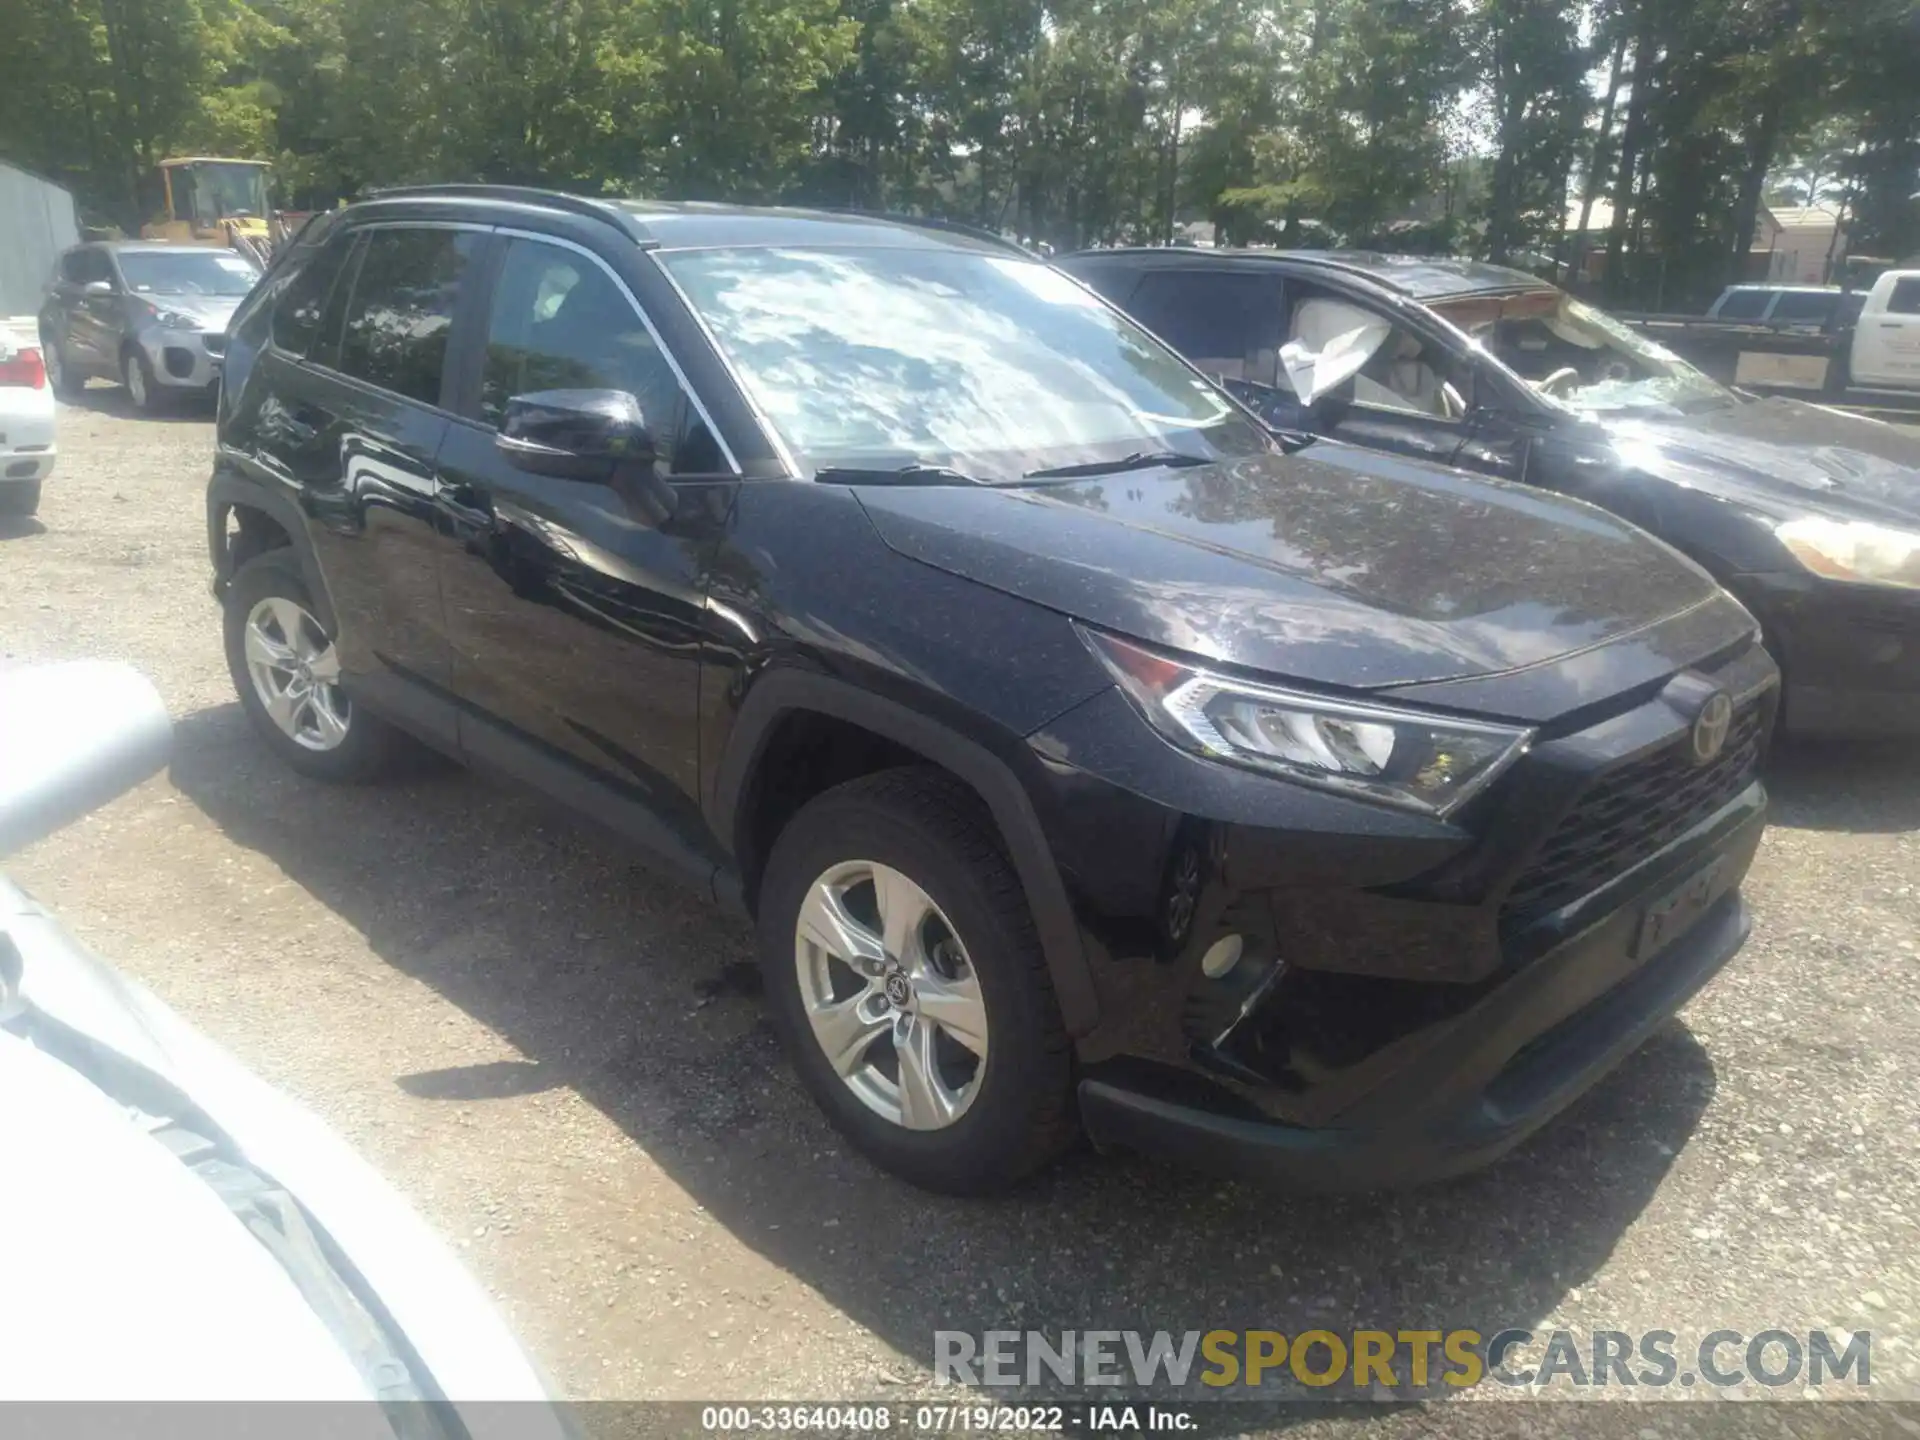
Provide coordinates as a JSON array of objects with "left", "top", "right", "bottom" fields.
[{"left": 0, "top": 383, "right": 56, "bottom": 485}]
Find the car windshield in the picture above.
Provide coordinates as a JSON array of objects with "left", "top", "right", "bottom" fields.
[
  {"left": 659, "top": 246, "right": 1266, "bottom": 482},
  {"left": 1428, "top": 289, "right": 1733, "bottom": 416},
  {"left": 118, "top": 250, "right": 260, "bottom": 297}
]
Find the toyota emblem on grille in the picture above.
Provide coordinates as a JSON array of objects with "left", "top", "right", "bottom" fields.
[{"left": 1691, "top": 691, "right": 1734, "bottom": 765}]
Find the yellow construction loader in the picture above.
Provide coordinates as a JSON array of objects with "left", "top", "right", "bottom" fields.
[{"left": 140, "top": 158, "right": 277, "bottom": 264}]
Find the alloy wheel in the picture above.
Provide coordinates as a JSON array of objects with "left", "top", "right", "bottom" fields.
[
  {"left": 243, "top": 595, "right": 351, "bottom": 751},
  {"left": 794, "top": 860, "right": 989, "bottom": 1130}
]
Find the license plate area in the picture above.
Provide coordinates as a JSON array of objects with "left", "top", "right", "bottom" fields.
[{"left": 1633, "top": 855, "right": 1731, "bottom": 959}]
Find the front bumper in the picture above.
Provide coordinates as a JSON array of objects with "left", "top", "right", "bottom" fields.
[
  {"left": 135, "top": 326, "right": 223, "bottom": 390},
  {"left": 1732, "top": 570, "right": 1920, "bottom": 739},
  {"left": 1081, "top": 845, "right": 1756, "bottom": 1190},
  {"left": 1026, "top": 626, "right": 1776, "bottom": 1185}
]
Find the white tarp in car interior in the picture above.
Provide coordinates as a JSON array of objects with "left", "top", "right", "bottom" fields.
[{"left": 1282, "top": 297, "right": 1391, "bottom": 403}]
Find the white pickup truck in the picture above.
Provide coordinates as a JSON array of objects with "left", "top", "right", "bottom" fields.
[{"left": 1848, "top": 269, "right": 1920, "bottom": 391}]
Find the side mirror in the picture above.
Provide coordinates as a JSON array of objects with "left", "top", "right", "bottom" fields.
[
  {"left": 83, "top": 279, "right": 114, "bottom": 295},
  {"left": 1223, "top": 377, "right": 1318, "bottom": 433},
  {"left": 495, "top": 389, "right": 677, "bottom": 526},
  {"left": 0, "top": 662, "right": 172, "bottom": 859}
]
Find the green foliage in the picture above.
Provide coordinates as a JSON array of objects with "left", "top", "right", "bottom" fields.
[{"left": 0, "top": 0, "right": 1912, "bottom": 300}]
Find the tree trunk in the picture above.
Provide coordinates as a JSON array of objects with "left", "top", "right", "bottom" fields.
[
  {"left": 1567, "top": 33, "right": 1627, "bottom": 277},
  {"left": 1163, "top": 82, "right": 1183, "bottom": 246},
  {"left": 1602, "top": 21, "right": 1656, "bottom": 303},
  {"left": 1725, "top": 91, "right": 1785, "bottom": 289},
  {"left": 1485, "top": 25, "right": 1522, "bottom": 262}
]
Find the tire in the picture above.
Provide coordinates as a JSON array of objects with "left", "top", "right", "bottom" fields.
[
  {"left": 757, "top": 767, "right": 1075, "bottom": 1194},
  {"left": 223, "top": 548, "right": 404, "bottom": 782},
  {"left": 40, "top": 330, "right": 82, "bottom": 400},
  {"left": 0, "top": 481, "right": 40, "bottom": 518},
  {"left": 123, "top": 347, "right": 163, "bottom": 413}
]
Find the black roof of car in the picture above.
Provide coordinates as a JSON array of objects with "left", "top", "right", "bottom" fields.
[
  {"left": 1064, "top": 246, "right": 1556, "bottom": 301},
  {"left": 355, "top": 185, "right": 1030, "bottom": 256}
]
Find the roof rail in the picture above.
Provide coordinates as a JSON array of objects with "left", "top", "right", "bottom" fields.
[
  {"left": 359, "top": 184, "right": 643, "bottom": 239},
  {"left": 821, "top": 208, "right": 1035, "bottom": 257}
]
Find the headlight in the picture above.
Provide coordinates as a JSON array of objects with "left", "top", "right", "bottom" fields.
[
  {"left": 145, "top": 307, "right": 200, "bottom": 330},
  {"left": 1777, "top": 516, "right": 1920, "bottom": 591},
  {"left": 1082, "top": 627, "right": 1533, "bottom": 818}
]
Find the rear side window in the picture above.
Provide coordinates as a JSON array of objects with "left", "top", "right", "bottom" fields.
[
  {"left": 1888, "top": 278, "right": 1920, "bottom": 315},
  {"left": 1713, "top": 290, "right": 1767, "bottom": 320},
  {"left": 336, "top": 227, "right": 482, "bottom": 406},
  {"left": 271, "top": 234, "right": 355, "bottom": 357},
  {"left": 1770, "top": 292, "right": 1834, "bottom": 324},
  {"left": 62, "top": 249, "right": 113, "bottom": 286},
  {"left": 1126, "top": 271, "right": 1282, "bottom": 383}
]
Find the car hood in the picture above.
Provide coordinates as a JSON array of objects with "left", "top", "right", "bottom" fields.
[
  {"left": 856, "top": 444, "right": 1722, "bottom": 688},
  {"left": 0, "top": 874, "right": 563, "bottom": 1427},
  {"left": 1598, "top": 396, "right": 1920, "bottom": 526},
  {"left": 139, "top": 292, "right": 242, "bottom": 330}
]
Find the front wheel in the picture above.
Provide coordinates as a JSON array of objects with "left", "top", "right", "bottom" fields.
[
  {"left": 757, "top": 768, "right": 1076, "bottom": 1194},
  {"left": 123, "top": 347, "right": 162, "bottom": 412},
  {"left": 222, "top": 548, "right": 404, "bottom": 782},
  {"left": 41, "top": 330, "right": 82, "bottom": 400}
]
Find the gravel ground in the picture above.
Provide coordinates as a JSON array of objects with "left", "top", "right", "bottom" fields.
[{"left": 3, "top": 393, "right": 1917, "bottom": 1433}]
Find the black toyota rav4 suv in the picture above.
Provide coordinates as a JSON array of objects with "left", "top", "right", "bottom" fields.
[{"left": 208, "top": 187, "right": 1777, "bottom": 1195}]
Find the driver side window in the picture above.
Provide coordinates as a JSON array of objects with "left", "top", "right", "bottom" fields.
[
  {"left": 479, "top": 238, "right": 728, "bottom": 475},
  {"left": 1280, "top": 285, "right": 1473, "bottom": 422}
]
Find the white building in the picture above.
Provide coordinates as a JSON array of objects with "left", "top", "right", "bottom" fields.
[{"left": 1750, "top": 204, "right": 1846, "bottom": 284}]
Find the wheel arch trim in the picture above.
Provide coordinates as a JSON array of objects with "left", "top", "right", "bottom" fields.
[
  {"left": 713, "top": 669, "right": 1099, "bottom": 1038},
  {"left": 207, "top": 468, "right": 339, "bottom": 637}
]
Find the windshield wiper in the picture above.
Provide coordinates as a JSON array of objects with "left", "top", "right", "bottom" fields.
[
  {"left": 1023, "top": 450, "right": 1212, "bottom": 480},
  {"left": 814, "top": 464, "right": 988, "bottom": 487}
]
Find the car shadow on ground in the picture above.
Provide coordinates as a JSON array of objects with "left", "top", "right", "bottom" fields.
[
  {"left": 169, "top": 701, "right": 1716, "bottom": 1411},
  {"left": 0, "top": 516, "right": 47, "bottom": 541},
  {"left": 59, "top": 382, "right": 215, "bottom": 423},
  {"left": 1765, "top": 740, "right": 1920, "bottom": 833}
]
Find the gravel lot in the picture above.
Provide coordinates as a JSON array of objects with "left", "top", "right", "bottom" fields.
[{"left": 4, "top": 393, "right": 1917, "bottom": 1432}]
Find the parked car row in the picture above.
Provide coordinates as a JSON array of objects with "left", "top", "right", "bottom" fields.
[{"left": 28, "top": 188, "right": 1916, "bottom": 1199}]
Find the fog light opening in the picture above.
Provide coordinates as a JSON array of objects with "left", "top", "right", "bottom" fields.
[{"left": 1200, "top": 933, "right": 1245, "bottom": 980}]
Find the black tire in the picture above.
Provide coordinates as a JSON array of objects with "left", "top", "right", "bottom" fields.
[
  {"left": 0, "top": 481, "right": 41, "bottom": 518},
  {"left": 123, "top": 346, "right": 164, "bottom": 413},
  {"left": 40, "top": 329, "right": 82, "bottom": 400},
  {"left": 223, "top": 548, "right": 405, "bottom": 782},
  {"left": 757, "top": 767, "right": 1076, "bottom": 1194}
]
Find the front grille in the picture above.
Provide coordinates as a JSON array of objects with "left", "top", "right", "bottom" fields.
[{"left": 1501, "top": 703, "right": 1764, "bottom": 927}]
